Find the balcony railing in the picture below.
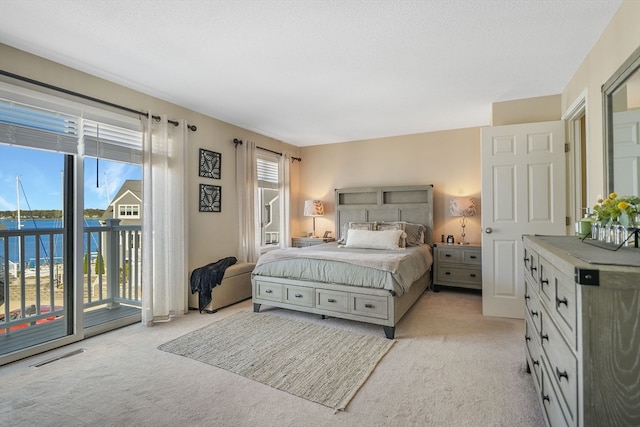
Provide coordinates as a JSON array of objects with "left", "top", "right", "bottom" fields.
[{"left": 0, "top": 218, "right": 141, "bottom": 334}]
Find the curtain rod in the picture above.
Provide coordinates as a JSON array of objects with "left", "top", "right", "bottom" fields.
[
  {"left": 0, "top": 69, "right": 197, "bottom": 132},
  {"left": 233, "top": 138, "right": 301, "bottom": 162}
]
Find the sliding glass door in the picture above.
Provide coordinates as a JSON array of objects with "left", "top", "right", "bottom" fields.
[{"left": 0, "top": 145, "right": 73, "bottom": 358}]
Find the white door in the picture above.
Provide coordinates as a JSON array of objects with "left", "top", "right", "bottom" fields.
[
  {"left": 481, "top": 121, "right": 566, "bottom": 318},
  {"left": 612, "top": 109, "right": 640, "bottom": 195}
]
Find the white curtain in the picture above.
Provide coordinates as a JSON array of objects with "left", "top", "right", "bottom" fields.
[
  {"left": 279, "top": 152, "right": 292, "bottom": 248},
  {"left": 236, "top": 139, "right": 261, "bottom": 263},
  {"left": 141, "top": 114, "right": 189, "bottom": 325}
]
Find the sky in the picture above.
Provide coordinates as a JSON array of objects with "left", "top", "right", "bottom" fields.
[{"left": 0, "top": 145, "right": 141, "bottom": 211}]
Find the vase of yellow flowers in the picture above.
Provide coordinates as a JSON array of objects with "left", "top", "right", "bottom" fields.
[{"left": 591, "top": 192, "right": 640, "bottom": 244}]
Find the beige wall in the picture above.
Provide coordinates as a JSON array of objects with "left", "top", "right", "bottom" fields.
[
  {"left": 0, "top": 43, "right": 299, "bottom": 274},
  {"left": 1, "top": 0, "right": 638, "bottom": 258},
  {"left": 561, "top": 0, "right": 640, "bottom": 202},
  {"left": 299, "top": 127, "right": 483, "bottom": 244}
]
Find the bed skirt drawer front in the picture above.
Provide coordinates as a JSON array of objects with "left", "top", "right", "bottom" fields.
[
  {"left": 351, "top": 294, "right": 388, "bottom": 319},
  {"left": 255, "top": 280, "right": 283, "bottom": 302},
  {"left": 284, "top": 285, "right": 314, "bottom": 308},
  {"left": 316, "top": 289, "right": 350, "bottom": 313}
]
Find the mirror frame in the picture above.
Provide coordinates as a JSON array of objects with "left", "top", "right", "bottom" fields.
[{"left": 603, "top": 45, "right": 640, "bottom": 194}]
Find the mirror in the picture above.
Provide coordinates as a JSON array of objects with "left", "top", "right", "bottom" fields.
[{"left": 603, "top": 46, "right": 640, "bottom": 195}]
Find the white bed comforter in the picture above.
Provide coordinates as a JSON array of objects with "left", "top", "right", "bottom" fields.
[{"left": 253, "top": 242, "right": 433, "bottom": 295}]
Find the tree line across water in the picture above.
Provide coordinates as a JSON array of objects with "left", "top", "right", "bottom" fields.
[{"left": 0, "top": 209, "right": 105, "bottom": 219}]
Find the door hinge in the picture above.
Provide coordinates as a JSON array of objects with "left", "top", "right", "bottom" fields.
[
  {"left": 565, "top": 143, "right": 570, "bottom": 153},
  {"left": 566, "top": 217, "right": 571, "bottom": 226}
]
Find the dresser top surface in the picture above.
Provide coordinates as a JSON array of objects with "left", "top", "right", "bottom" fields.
[{"left": 524, "top": 235, "right": 640, "bottom": 287}]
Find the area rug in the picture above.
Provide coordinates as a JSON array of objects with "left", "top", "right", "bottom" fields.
[{"left": 158, "top": 311, "right": 395, "bottom": 411}]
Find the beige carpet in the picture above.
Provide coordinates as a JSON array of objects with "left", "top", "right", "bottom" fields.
[
  {"left": 0, "top": 289, "right": 544, "bottom": 426},
  {"left": 158, "top": 311, "right": 394, "bottom": 411}
]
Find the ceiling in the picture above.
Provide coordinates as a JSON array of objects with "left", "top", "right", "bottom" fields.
[{"left": 0, "top": 0, "right": 623, "bottom": 147}]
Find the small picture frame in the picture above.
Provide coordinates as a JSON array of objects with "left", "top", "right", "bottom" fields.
[
  {"left": 199, "top": 184, "right": 221, "bottom": 212},
  {"left": 199, "top": 148, "right": 221, "bottom": 179}
]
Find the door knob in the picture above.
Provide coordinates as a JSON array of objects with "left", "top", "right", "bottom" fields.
[{"left": 485, "top": 227, "right": 493, "bottom": 234}]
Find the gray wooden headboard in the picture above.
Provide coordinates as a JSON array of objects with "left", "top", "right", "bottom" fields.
[{"left": 334, "top": 185, "right": 434, "bottom": 245}]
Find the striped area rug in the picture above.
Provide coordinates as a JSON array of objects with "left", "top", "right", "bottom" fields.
[{"left": 158, "top": 311, "right": 395, "bottom": 411}]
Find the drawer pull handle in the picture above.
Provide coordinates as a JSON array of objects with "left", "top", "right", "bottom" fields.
[
  {"left": 524, "top": 257, "right": 529, "bottom": 265},
  {"left": 556, "top": 296, "right": 568, "bottom": 308},
  {"left": 530, "top": 265, "right": 537, "bottom": 272},
  {"left": 530, "top": 310, "right": 538, "bottom": 317},
  {"left": 541, "top": 333, "right": 549, "bottom": 342},
  {"left": 533, "top": 360, "right": 539, "bottom": 367},
  {"left": 328, "top": 298, "right": 336, "bottom": 303},
  {"left": 541, "top": 278, "right": 549, "bottom": 287},
  {"left": 542, "top": 394, "right": 550, "bottom": 404},
  {"left": 525, "top": 334, "right": 531, "bottom": 341},
  {"left": 445, "top": 272, "right": 451, "bottom": 275},
  {"left": 445, "top": 254, "right": 452, "bottom": 257},
  {"left": 525, "top": 294, "right": 530, "bottom": 300},
  {"left": 294, "top": 294, "right": 303, "bottom": 298},
  {"left": 556, "top": 367, "right": 569, "bottom": 382},
  {"left": 265, "top": 289, "right": 273, "bottom": 294},
  {"left": 469, "top": 273, "right": 476, "bottom": 278},
  {"left": 364, "top": 304, "right": 373, "bottom": 309},
  {"left": 469, "top": 255, "right": 477, "bottom": 259}
]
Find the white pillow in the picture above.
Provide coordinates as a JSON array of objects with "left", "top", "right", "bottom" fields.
[{"left": 345, "top": 229, "right": 404, "bottom": 250}]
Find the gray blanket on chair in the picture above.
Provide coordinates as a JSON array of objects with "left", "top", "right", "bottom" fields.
[{"left": 190, "top": 256, "right": 237, "bottom": 313}]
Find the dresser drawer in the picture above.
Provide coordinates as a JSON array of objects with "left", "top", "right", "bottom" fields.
[
  {"left": 525, "top": 317, "right": 543, "bottom": 389},
  {"left": 525, "top": 284, "right": 542, "bottom": 336},
  {"left": 284, "top": 285, "right": 314, "bottom": 308},
  {"left": 462, "top": 249, "right": 481, "bottom": 265},
  {"left": 538, "top": 255, "right": 555, "bottom": 310},
  {"left": 523, "top": 245, "right": 540, "bottom": 287},
  {"left": 541, "top": 311, "right": 578, "bottom": 424},
  {"left": 316, "top": 289, "right": 349, "bottom": 313},
  {"left": 436, "top": 266, "right": 481, "bottom": 285},
  {"left": 437, "top": 248, "right": 461, "bottom": 263},
  {"left": 553, "top": 271, "right": 577, "bottom": 350},
  {"left": 351, "top": 294, "right": 388, "bottom": 319},
  {"left": 541, "top": 359, "right": 570, "bottom": 427},
  {"left": 255, "top": 281, "right": 283, "bottom": 302}
]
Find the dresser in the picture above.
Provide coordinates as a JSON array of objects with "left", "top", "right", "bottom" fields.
[
  {"left": 523, "top": 235, "right": 640, "bottom": 427},
  {"left": 291, "top": 237, "right": 335, "bottom": 247},
  {"left": 433, "top": 243, "right": 482, "bottom": 290}
]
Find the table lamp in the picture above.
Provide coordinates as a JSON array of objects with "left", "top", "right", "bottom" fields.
[
  {"left": 449, "top": 197, "right": 476, "bottom": 245},
  {"left": 303, "top": 200, "right": 324, "bottom": 238}
]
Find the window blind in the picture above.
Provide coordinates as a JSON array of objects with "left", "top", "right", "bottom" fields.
[
  {"left": 257, "top": 157, "right": 279, "bottom": 189},
  {"left": 0, "top": 83, "right": 142, "bottom": 163},
  {"left": 0, "top": 99, "right": 79, "bottom": 154}
]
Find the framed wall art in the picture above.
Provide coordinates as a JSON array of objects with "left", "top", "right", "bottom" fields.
[
  {"left": 199, "top": 184, "right": 221, "bottom": 212},
  {"left": 199, "top": 148, "right": 221, "bottom": 179}
]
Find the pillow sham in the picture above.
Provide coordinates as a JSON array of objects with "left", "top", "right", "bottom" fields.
[
  {"left": 377, "top": 222, "right": 406, "bottom": 247},
  {"left": 339, "top": 221, "right": 377, "bottom": 243},
  {"left": 345, "top": 229, "right": 404, "bottom": 250},
  {"left": 403, "top": 222, "right": 426, "bottom": 246}
]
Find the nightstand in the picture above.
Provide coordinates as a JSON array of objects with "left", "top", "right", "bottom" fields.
[
  {"left": 433, "top": 243, "right": 482, "bottom": 290},
  {"left": 291, "top": 237, "right": 335, "bottom": 247}
]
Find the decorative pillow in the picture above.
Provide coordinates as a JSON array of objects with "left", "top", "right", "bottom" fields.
[
  {"left": 339, "top": 221, "right": 377, "bottom": 243},
  {"left": 403, "top": 222, "right": 426, "bottom": 246},
  {"left": 345, "top": 229, "right": 404, "bottom": 250},
  {"left": 377, "top": 222, "right": 406, "bottom": 247}
]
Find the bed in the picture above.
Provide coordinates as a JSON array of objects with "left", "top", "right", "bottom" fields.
[{"left": 252, "top": 185, "right": 434, "bottom": 339}]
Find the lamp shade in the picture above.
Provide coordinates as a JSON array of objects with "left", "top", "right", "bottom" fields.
[
  {"left": 304, "top": 200, "right": 324, "bottom": 217},
  {"left": 449, "top": 197, "right": 476, "bottom": 217}
]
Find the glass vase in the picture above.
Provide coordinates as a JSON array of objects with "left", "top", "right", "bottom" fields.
[{"left": 612, "top": 217, "right": 624, "bottom": 245}]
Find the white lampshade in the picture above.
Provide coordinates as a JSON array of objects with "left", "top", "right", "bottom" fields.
[
  {"left": 304, "top": 200, "right": 324, "bottom": 217},
  {"left": 449, "top": 197, "right": 476, "bottom": 217}
]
